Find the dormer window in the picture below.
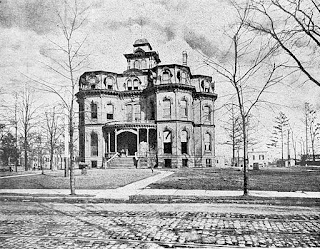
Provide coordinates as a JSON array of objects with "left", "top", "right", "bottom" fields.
[
  {"left": 201, "top": 80, "right": 210, "bottom": 92},
  {"left": 133, "top": 79, "right": 139, "bottom": 90},
  {"left": 104, "top": 77, "right": 114, "bottom": 90},
  {"left": 127, "top": 80, "right": 132, "bottom": 90},
  {"left": 141, "top": 59, "right": 147, "bottom": 69},
  {"left": 177, "top": 71, "right": 181, "bottom": 83},
  {"left": 181, "top": 71, "right": 187, "bottom": 84},
  {"left": 134, "top": 60, "right": 140, "bottom": 69},
  {"left": 162, "top": 70, "right": 171, "bottom": 83}
]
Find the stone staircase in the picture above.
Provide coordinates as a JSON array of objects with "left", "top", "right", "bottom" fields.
[{"left": 107, "top": 157, "right": 136, "bottom": 168}]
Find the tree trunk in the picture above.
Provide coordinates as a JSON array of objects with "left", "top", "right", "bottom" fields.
[
  {"left": 242, "top": 115, "right": 248, "bottom": 196},
  {"left": 69, "top": 110, "right": 75, "bottom": 195},
  {"left": 50, "top": 138, "right": 54, "bottom": 170},
  {"left": 24, "top": 132, "right": 28, "bottom": 171}
]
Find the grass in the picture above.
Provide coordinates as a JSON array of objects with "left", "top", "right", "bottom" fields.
[
  {"left": 149, "top": 167, "right": 320, "bottom": 192},
  {"left": 0, "top": 169, "right": 156, "bottom": 189}
]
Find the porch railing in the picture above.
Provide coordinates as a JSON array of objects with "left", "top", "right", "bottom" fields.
[{"left": 104, "top": 152, "right": 119, "bottom": 168}]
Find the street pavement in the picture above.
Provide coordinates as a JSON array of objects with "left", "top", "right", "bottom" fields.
[
  {"left": 1, "top": 170, "right": 320, "bottom": 248},
  {"left": 0, "top": 201, "right": 319, "bottom": 248}
]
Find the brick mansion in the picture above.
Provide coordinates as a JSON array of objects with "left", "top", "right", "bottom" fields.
[{"left": 76, "top": 39, "right": 217, "bottom": 168}]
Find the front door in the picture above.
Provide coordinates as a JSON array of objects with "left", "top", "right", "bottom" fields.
[{"left": 117, "top": 131, "right": 137, "bottom": 156}]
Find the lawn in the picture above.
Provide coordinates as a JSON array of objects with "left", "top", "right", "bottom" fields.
[
  {"left": 0, "top": 169, "right": 156, "bottom": 189},
  {"left": 148, "top": 167, "right": 320, "bottom": 192}
]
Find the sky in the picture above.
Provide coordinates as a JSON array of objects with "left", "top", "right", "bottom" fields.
[{"left": 0, "top": 0, "right": 320, "bottom": 158}]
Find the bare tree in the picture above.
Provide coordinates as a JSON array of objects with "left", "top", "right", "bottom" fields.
[
  {"left": 247, "top": 0, "right": 320, "bottom": 87},
  {"left": 204, "top": 1, "right": 284, "bottom": 195},
  {"left": 223, "top": 103, "right": 242, "bottom": 166},
  {"left": 306, "top": 103, "right": 320, "bottom": 161},
  {"left": 17, "top": 89, "right": 41, "bottom": 171},
  {"left": 44, "top": 107, "right": 64, "bottom": 170},
  {"left": 27, "top": 1, "right": 90, "bottom": 195},
  {"left": 269, "top": 111, "right": 289, "bottom": 166}
]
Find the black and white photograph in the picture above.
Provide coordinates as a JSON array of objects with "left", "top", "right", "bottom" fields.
[{"left": 0, "top": 0, "right": 320, "bottom": 248}]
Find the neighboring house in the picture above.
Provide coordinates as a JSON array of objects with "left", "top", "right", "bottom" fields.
[
  {"left": 215, "top": 156, "right": 230, "bottom": 168},
  {"left": 248, "top": 150, "right": 269, "bottom": 169},
  {"left": 76, "top": 39, "right": 217, "bottom": 168}
]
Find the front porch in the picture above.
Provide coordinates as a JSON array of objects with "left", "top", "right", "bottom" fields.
[{"left": 103, "top": 123, "right": 157, "bottom": 168}]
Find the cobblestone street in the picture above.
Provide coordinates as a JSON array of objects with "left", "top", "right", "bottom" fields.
[{"left": 0, "top": 201, "right": 319, "bottom": 248}]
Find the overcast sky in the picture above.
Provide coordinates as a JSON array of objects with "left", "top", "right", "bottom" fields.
[{"left": 1, "top": 0, "right": 320, "bottom": 157}]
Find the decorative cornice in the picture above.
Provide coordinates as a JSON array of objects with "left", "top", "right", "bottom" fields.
[{"left": 103, "top": 122, "right": 157, "bottom": 130}]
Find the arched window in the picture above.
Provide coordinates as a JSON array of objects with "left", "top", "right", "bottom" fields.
[
  {"left": 91, "top": 102, "right": 97, "bottom": 119},
  {"left": 134, "top": 60, "right": 140, "bottom": 69},
  {"left": 181, "top": 71, "right": 187, "bottom": 84},
  {"left": 162, "top": 70, "right": 171, "bottom": 83},
  {"left": 204, "top": 133, "right": 211, "bottom": 151},
  {"left": 105, "top": 77, "right": 114, "bottom": 90},
  {"left": 177, "top": 71, "right": 181, "bottom": 83},
  {"left": 133, "top": 79, "right": 139, "bottom": 90},
  {"left": 180, "top": 99, "right": 188, "bottom": 118},
  {"left": 127, "top": 80, "right": 133, "bottom": 90},
  {"left": 91, "top": 132, "right": 98, "bottom": 156},
  {"left": 106, "top": 103, "right": 114, "bottom": 120},
  {"left": 163, "top": 98, "right": 171, "bottom": 118},
  {"left": 141, "top": 59, "right": 147, "bottom": 69},
  {"left": 181, "top": 130, "right": 188, "bottom": 154},
  {"left": 163, "top": 130, "right": 172, "bottom": 154},
  {"left": 201, "top": 80, "right": 210, "bottom": 92},
  {"left": 203, "top": 105, "right": 211, "bottom": 122}
]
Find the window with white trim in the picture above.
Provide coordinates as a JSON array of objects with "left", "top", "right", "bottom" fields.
[
  {"left": 163, "top": 130, "right": 172, "bottom": 154},
  {"left": 133, "top": 79, "right": 139, "bottom": 90},
  {"left": 134, "top": 104, "right": 141, "bottom": 122},
  {"left": 127, "top": 80, "right": 132, "bottom": 90},
  {"left": 134, "top": 60, "right": 140, "bottom": 69},
  {"left": 163, "top": 99, "right": 171, "bottom": 118},
  {"left": 180, "top": 99, "right": 187, "bottom": 118},
  {"left": 162, "top": 70, "right": 170, "bottom": 83},
  {"left": 204, "top": 133, "right": 211, "bottom": 151},
  {"left": 203, "top": 105, "right": 211, "bottom": 122},
  {"left": 181, "top": 130, "right": 188, "bottom": 154},
  {"left": 126, "top": 104, "right": 133, "bottom": 121},
  {"left": 91, "top": 102, "right": 97, "bottom": 119},
  {"left": 105, "top": 77, "right": 114, "bottom": 90},
  {"left": 106, "top": 103, "right": 114, "bottom": 120},
  {"left": 91, "top": 132, "right": 98, "bottom": 156}
]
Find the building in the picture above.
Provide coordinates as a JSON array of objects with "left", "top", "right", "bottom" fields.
[
  {"left": 215, "top": 156, "right": 230, "bottom": 168},
  {"left": 76, "top": 39, "right": 217, "bottom": 168},
  {"left": 248, "top": 149, "right": 269, "bottom": 169}
]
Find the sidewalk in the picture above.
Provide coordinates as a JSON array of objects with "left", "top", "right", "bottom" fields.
[{"left": 0, "top": 170, "right": 319, "bottom": 202}]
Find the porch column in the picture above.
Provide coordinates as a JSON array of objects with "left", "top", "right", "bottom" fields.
[
  {"left": 147, "top": 128, "right": 150, "bottom": 151},
  {"left": 102, "top": 134, "right": 105, "bottom": 168},
  {"left": 137, "top": 128, "right": 140, "bottom": 156},
  {"left": 108, "top": 132, "right": 110, "bottom": 154},
  {"left": 115, "top": 129, "right": 118, "bottom": 153}
]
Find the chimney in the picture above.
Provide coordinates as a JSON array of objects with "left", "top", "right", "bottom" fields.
[{"left": 182, "top": 51, "right": 188, "bottom": 66}]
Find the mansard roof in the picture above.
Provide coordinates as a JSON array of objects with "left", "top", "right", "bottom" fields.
[{"left": 133, "top": 38, "right": 152, "bottom": 50}]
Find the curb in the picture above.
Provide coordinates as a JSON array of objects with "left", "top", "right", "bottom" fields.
[{"left": 1, "top": 194, "right": 319, "bottom": 206}]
